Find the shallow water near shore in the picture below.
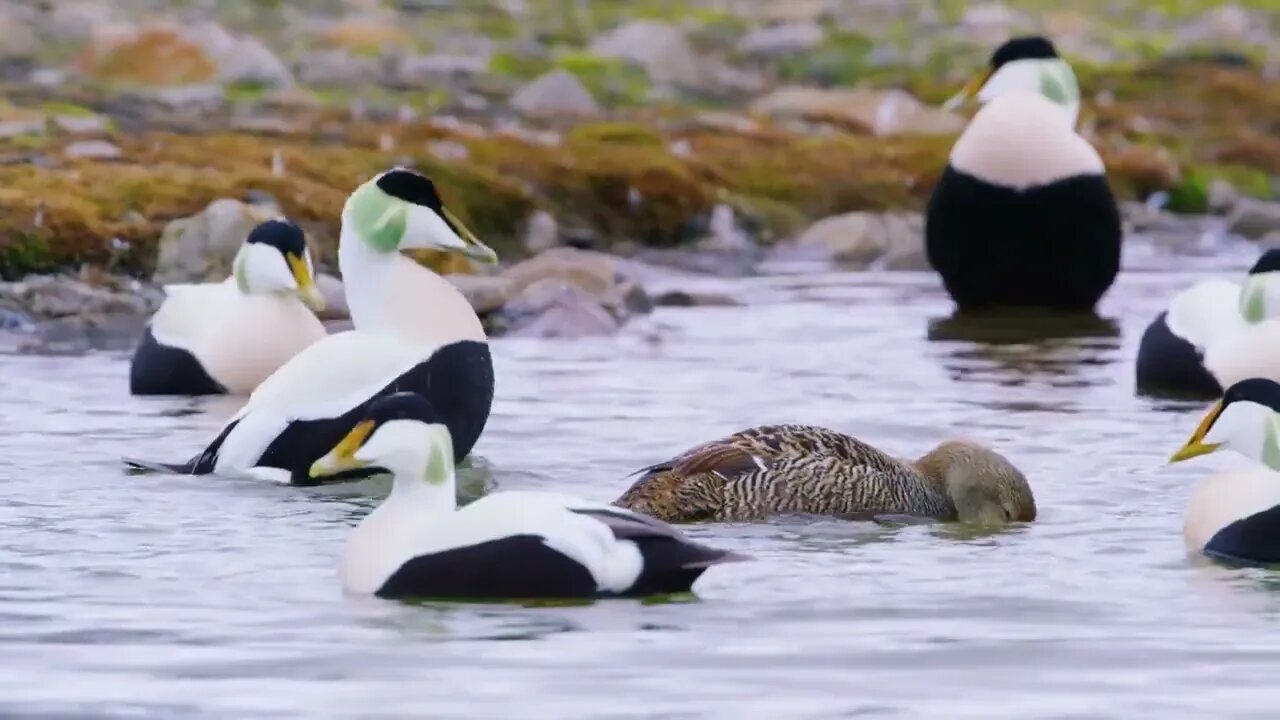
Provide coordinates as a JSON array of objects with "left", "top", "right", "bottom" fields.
[{"left": 6, "top": 233, "right": 1280, "bottom": 719}]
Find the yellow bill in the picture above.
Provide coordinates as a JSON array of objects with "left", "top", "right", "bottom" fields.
[
  {"left": 287, "top": 253, "right": 326, "bottom": 313},
  {"left": 442, "top": 206, "right": 498, "bottom": 265},
  {"left": 1170, "top": 400, "right": 1225, "bottom": 463},
  {"left": 310, "top": 420, "right": 375, "bottom": 479},
  {"left": 942, "top": 67, "right": 993, "bottom": 112}
]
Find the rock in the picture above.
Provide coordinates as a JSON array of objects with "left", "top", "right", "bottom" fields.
[
  {"left": 296, "top": 50, "right": 382, "bottom": 87},
  {"left": 0, "top": 118, "right": 45, "bottom": 138},
  {"left": 154, "top": 199, "right": 279, "bottom": 284},
  {"left": 510, "top": 69, "right": 600, "bottom": 118},
  {"left": 78, "top": 24, "right": 218, "bottom": 86},
  {"left": 63, "top": 140, "right": 122, "bottom": 160},
  {"left": 737, "top": 22, "right": 825, "bottom": 59},
  {"left": 315, "top": 273, "right": 349, "bottom": 321},
  {"left": 501, "top": 247, "right": 650, "bottom": 322},
  {"left": 773, "top": 211, "right": 926, "bottom": 270},
  {"left": 445, "top": 274, "right": 514, "bottom": 315},
  {"left": 51, "top": 114, "right": 112, "bottom": 135},
  {"left": 1227, "top": 198, "right": 1280, "bottom": 240},
  {"left": 653, "top": 291, "right": 741, "bottom": 308},
  {"left": 522, "top": 210, "right": 560, "bottom": 254},
  {"left": 208, "top": 33, "right": 294, "bottom": 88},
  {"left": 1208, "top": 179, "right": 1241, "bottom": 215},
  {"left": 0, "top": 274, "right": 156, "bottom": 320},
  {"left": 121, "top": 84, "right": 226, "bottom": 109},
  {"left": 0, "top": 9, "right": 37, "bottom": 60},
  {"left": 319, "top": 17, "right": 411, "bottom": 53},
  {"left": 501, "top": 278, "right": 620, "bottom": 338},
  {"left": 749, "top": 87, "right": 964, "bottom": 136},
  {"left": 589, "top": 21, "right": 700, "bottom": 87},
  {"left": 395, "top": 54, "right": 489, "bottom": 86},
  {"left": 0, "top": 306, "right": 34, "bottom": 330},
  {"left": 960, "top": 2, "right": 1031, "bottom": 44},
  {"left": 45, "top": 2, "right": 118, "bottom": 41}
]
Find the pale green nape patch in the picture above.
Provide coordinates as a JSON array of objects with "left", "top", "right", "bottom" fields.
[
  {"left": 1263, "top": 413, "right": 1280, "bottom": 471},
  {"left": 425, "top": 432, "right": 452, "bottom": 486},
  {"left": 233, "top": 252, "right": 250, "bottom": 293},
  {"left": 1240, "top": 275, "right": 1267, "bottom": 324},
  {"left": 1038, "top": 60, "right": 1078, "bottom": 106},
  {"left": 347, "top": 180, "right": 407, "bottom": 253}
]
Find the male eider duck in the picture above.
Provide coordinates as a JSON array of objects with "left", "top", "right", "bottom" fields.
[
  {"left": 1170, "top": 378, "right": 1280, "bottom": 565},
  {"left": 1138, "top": 250, "right": 1280, "bottom": 399},
  {"left": 927, "top": 40, "right": 1120, "bottom": 312},
  {"left": 130, "top": 218, "right": 326, "bottom": 396},
  {"left": 124, "top": 168, "right": 499, "bottom": 484},
  {"left": 309, "top": 393, "right": 748, "bottom": 600},
  {"left": 944, "top": 35, "right": 1080, "bottom": 128},
  {"left": 613, "top": 425, "right": 1036, "bottom": 524}
]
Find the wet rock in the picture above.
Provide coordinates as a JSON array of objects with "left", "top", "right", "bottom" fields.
[
  {"left": 1227, "top": 198, "right": 1280, "bottom": 240},
  {"left": 0, "top": 305, "right": 34, "bottom": 330},
  {"left": 296, "top": 50, "right": 382, "bottom": 87},
  {"left": 63, "top": 140, "right": 122, "bottom": 160},
  {"left": 501, "top": 278, "right": 620, "bottom": 338},
  {"left": 154, "top": 198, "right": 279, "bottom": 284},
  {"left": 18, "top": 313, "right": 147, "bottom": 355},
  {"left": 737, "top": 22, "right": 825, "bottom": 59},
  {"left": 501, "top": 247, "right": 651, "bottom": 323},
  {"left": 522, "top": 210, "right": 560, "bottom": 254},
  {"left": 315, "top": 273, "right": 349, "bottom": 321},
  {"left": 749, "top": 87, "right": 964, "bottom": 136},
  {"left": 589, "top": 21, "right": 700, "bottom": 87},
  {"left": 653, "top": 290, "right": 742, "bottom": 308},
  {"left": 773, "top": 211, "right": 927, "bottom": 270},
  {"left": 510, "top": 69, "right": 599, "bottom": 118},
  {"left": 0, "top": 274, "right": 156, "bottom": 320},
  {"left": 446, "top": 274, "right": 514, "bottom": 315}
]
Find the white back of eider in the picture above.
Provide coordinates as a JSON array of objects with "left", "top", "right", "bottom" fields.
[
  {"left": 212, "top": 331, "right": 431, "bottom": 473},
  {"left": 1184, "top": 466, "right": 1280, "bottom": 552},
  {"left": 949, "top": 93, "right": 1104, "bottom": 190},
  {"left": 1165, "top": 279, "right": 1245, "bottom": 350},
  {"left": 1202, "top": 318, "right": 1280, "bottom": 389},
  {"left": 342, "top": 490, "right": 645, "bottom": 595}
]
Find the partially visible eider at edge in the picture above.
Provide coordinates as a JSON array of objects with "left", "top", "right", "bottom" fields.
[{"left": 613, "top": 424, "right": 1036, "bottom": 526}]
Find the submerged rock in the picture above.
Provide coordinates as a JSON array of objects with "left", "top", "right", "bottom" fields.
[
  {"left": 498, "top": 247, "right": 652, "bottom": 336},
  {"left": 153, "top": 198, "right": 280, "bottom": 284},
  {"left": 501, "top": 278, "right": 620, "bottom": 338},
  {"left": 1226, "top": 198, "right": 1280, "bottom": 240}
]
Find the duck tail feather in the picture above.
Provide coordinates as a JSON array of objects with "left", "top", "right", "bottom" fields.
[{"left": 121, "top": 456, "right": 196, "bottom": 475}]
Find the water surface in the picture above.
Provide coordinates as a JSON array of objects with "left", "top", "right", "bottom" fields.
[{"left": 3, "top": 232, "right": 1279, "bottom": 719}]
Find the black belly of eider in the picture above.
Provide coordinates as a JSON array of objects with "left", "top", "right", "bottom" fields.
[
  {"left": 133, "top": 340, "right": 494, "bottom": 482},
  {"left": 129, "top": 326, "right": 227, "bottom": 396},
  {"left": 1135, "top": 311, "right": 1222, "bottom": 399},
  {"left": 925, "top": 166, "right": 1122, "bottom": 311},
  {"left": 1202, "top": 505, "right": 1280, "bottom": 566}
]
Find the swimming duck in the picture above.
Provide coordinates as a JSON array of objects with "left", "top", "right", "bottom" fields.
[
  {"left": 308, "top": 393, "right": 748, "bottom": 600},
  {"left": 1170, "top": 378, "right": 1280, "bottom": 565},
  {"left": 944, "top": 35, "right": 1080, "bottom": 128},
  {"left": 129, "top": 218, "right": 326, "bottom": 397},
  {"left": 1138, "top": 250, "right": 1280, "bottom": 399},
  {"left": 124, "top": 168, "right": 499, "bottom": 484},
  {"left": 613, "top": 425, "right": 1036, "bottom": 525},
  {"left": 927, "top": 42, "right": 1120, "bottom": 312}
]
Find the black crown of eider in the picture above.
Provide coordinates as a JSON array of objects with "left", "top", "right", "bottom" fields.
[
  {"left": 991, "top": 36, "right": 1059, "bottom": 69},
  {"left": 1248, "top": 249, "right": 1280, "bottom": 276},
  {"left": 376, "top": 168, "right": 445, "bottom": 212},
  {"left": 246, "top": 218, "right": 307, "bottom": 257},
  {"left": 364, "top": 392, "right": 444, "bottom": 428},
  {"left": 1222, "top": 378, "right": 1280, "bottom": 413}
]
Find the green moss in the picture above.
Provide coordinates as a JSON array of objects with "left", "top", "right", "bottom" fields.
[
  {"left": 1166, "top": 169, "right": 1210, "bottom": 214},
  {"left": 40, "top": 101, "right": 95, "bottom": 117},
  {"left": 0, "top": 232, "right": 53, "bottom": 279},
  {"left": 554, "top": 50, "right": 651, "bottom": 107},
  {"left": 565, "top": 122, "right": 665, "bottom": 150},
  {"left": 225, "top": 80, "right": 272, "bottom": 104}
]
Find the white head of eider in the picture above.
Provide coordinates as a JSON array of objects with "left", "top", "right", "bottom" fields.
[
  {"left": 1170, "top": 378, "right": 1280, "bottom": 565},
  {"left": 123, "top": 168, "right": 502, "bottom": 485},
  {"left": 128, "top": 218, "right": 327, "bottom": 397},
  {"left": 308, "top": 393, "right": 749, "bottom": 600},
  {"left": 944, "top": 35, "right": 1079, "bottom": 128},
  {"left": 1137, "top": 250, "right": 1280, "bottom": 399}
]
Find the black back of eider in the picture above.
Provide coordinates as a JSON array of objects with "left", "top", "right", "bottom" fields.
[
  {"left": 1135, "top": 311, "right": 1222, "bottom": 399},
  {"left": 925, "top": 166, "right": 1122, "bottom": 311},
  {"left": 377, "top": 535, "right": 599, "bottom": 600},
  {"left": 129, "top": 326, "right": 227, "bottom": 396},
  {"left": 1203, "top": 505, "right": 1280, "bottom": 567},
  {"left": 189, "top": 340, "right": 494, "bottom": 482}
]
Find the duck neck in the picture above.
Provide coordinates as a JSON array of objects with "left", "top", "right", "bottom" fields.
[
  {"left": 338, "top": 225, "right": 400, "bottom": 334},
  {"left": 909, "top": 451, "right": 963, "bottom": 519}
]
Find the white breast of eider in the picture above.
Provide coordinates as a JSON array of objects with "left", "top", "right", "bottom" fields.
[
  {"left": 949, "top": 93, "right": 1105, "bottom": 190},
  {"left": 1202, "top": 318, "right": 1280, "bottom": 389},
  {"left": 1184, "top": 466, "right": 1280, "bottom": 554},
  {"left": 1165, "top": 279, "right": 1244, "bottom": 350}
]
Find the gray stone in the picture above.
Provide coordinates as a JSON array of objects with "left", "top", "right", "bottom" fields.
[
  {"left": 1227, "top": 198, "right": 1280, "bottom": 240},
  {"left": 395, "top": 54, "right": 488, "bottom": 85},
  {"left": 589, "top": 21, "right": 700, "bottom": 86},
  {"left": 502, "top": 278, "right": 619, "bottom": 338},
  {"left": 154, "top": 199, "right": 280, "bottom": 284},
  {"left": 522, "top": 211, "right": 560, "bottom": 254},
  {"left": 0, "top": 118, "right": 44, "bottom": 138},
  {"left": 51, "top": 114, "right": 111, "bottom": 135},
  {"left": 63, "top": 140, "right": 122, "bottom": 160},
  {"left": 215, "top": 36, "right": 295, "bottom": 88},
  {"left": 737, "top": 22, "right": 825, "bottom": 59},
  {"left": 510, "top": 69, "right": 599, "bottom": 117},
  {"left": 124, "top": 84, "right": 227, "bottom": 109},
  {"left": 773, "top": 211, "right": 926, "bottom": 270},
  {"left": 1208, "top": 179, "right": 1241, "bottom": 215},
  {"left": 0, "top": 274, "right": 155, "bottom": 321},
  {"left": 0, "top": 9, "right": 38, "bottom": 60},
  {"left": 445, "top": 274, "right": 515, "bottom": 315},
  {"left": 653, "top": 291, "right": 742, "bottom": 307},
  {"left": 296, "top": 50, "right": 382, "bottom": 87}
]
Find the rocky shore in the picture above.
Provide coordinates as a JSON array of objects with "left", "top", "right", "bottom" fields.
[{"left": 0, "top": 0, "right": 1278, "bottom": 350}]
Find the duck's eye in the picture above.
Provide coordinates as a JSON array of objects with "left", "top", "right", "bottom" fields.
[{"left": 1003, "top": 508, "right": 1013, "bottom": 521}]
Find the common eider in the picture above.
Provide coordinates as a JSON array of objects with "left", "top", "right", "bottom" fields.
[
  {"left": 613, "top": 425, "right": 1036, "bottom": 525},
  {"left": 129, "top": 218, "right": 326, "bottom": 396},
  {"left": 1170, "top": 378, "right": 1280, "bottom": 565},
  {"left": 309, "top": 393, "right": 749, "bottom": 600},
  {"left": 944, "top": 35, "right": 1080, "bottom": 128},
  {"left": 1137, "top": 249, "right": 1280, "bottom": 399},
  {"left": 124, "top": 168, "right": 499, "bottom": 484}
]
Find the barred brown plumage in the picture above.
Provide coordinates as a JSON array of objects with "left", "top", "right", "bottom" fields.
[{"left": 613, "top": 424, "right": 1036, "bottom": 524}]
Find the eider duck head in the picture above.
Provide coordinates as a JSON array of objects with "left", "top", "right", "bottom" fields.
[
  {"left": 944, "top": 35, "right": 1079, "bottom": 127},
  {"left": 1171, "top": 378, "right": 1280, "bottom": 469},
  {"left": 1239, "top": 249, "right": 1280, "bottom": 323},
  {"left": 342, "top": 167, "right": 497, "bottom": 264},
  {"left": 234, "top": 218, "right": 324, "bottom": 311},
  {"left": 310, "top": 392, "right": 452, "bottom": 484},
  {"left": 914, "top": 440, "right": 1037, "bottom": 524}
]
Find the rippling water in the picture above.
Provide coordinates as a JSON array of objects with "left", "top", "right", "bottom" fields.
[{"left": 5, "top": 232, "right": 1280, "bottom": 719}]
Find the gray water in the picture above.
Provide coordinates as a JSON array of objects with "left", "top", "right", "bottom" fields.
[{"left": 4, "top": 232, "right": 1280, "bottom": 719}]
